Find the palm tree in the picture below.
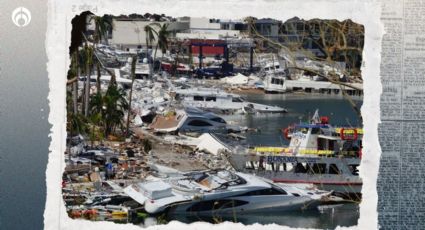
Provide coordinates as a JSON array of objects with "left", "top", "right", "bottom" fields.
[
  {"left": 172, "top": 39, "right": 185, "bottom": 77},
  {"left": 79, "top": 44, "right": 94, "bottom": 117},
  {"left": 89, "top": 92, "right": 104, "bottom": 116},
  {"left": 144, "top": 23, "right": 159, "bottom": 77},
  {"left": 126, "top": 55, "right": 138, "bottom": 136},
  {"left": 88, "top": 92, "right": 104, "bottom": 144},
  {"left": 67, "top": 50, "right": 79, "bottom": 114},
  {"left": 67, "top": 112, "right": 89, "bottom": 137},
  {"left": 79, "top": 43, "right": 93, "bottom": 117},
  {"left": 153, "top": 23, "right": 170, "bottom": 72},
  {"left": 90, "top": 15, "right": 112, "bottom": 44},
  {"left": 89, "top": 112, "right": 103, "bottom": 146},
  {"left": 90, "top": 15, "right": 113, "bottom": 93},
  {"left": 103, "top": 85, "right": 129, "bottom": 137}
]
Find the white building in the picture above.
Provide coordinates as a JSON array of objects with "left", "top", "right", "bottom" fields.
[
  {"left": 110, "top": 18, "right": 189, "bottom": 50},
  {"left": 176, "top": 18, "right": 241, "bottom": 40}
]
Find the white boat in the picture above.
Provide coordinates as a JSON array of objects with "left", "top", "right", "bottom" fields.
[
  {"left": 227, "top": 153, "right": 362, "bottom": 197},
  {"left": 264, "top": 72, "right": 363, "bottom": 95},
  {"left": 226, "top": 110, "right": 363, "bottom": 198},
  {"left": 149, "top": 107, "right": 228, "bottom": 134},
  {"left": 260, "top": 51, "right": 363, "bottom": 96},
  {"left": 257, "top": 53, "right": 286, "bottom": 75},
  {"left": 257, "top": 53, "right": 289, "bottom": 93},
  {"left": 264, "top": 72, "right": 288, "bottom": 93},
  {"left": 123, "top": 170, "right": 331, "bottom": 215},
  {"left": 173, "top": 88, "right": 287, "bottom": 113},
  {"left": 120, "top": 54, "right": 151, "bottom": 79}
]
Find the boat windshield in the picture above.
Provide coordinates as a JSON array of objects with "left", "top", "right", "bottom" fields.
[
  {"left": 232, "top": 97, "right": 244, "bottom": 103},
  {"left": 348, "top": 164, "right": 360, "bottom": 175},
  {"left": 268, "top": 183, "right": 288, "bottom": 195},
  {"left": 189, "top": 171, "right": 247, "bottom": 190},
  {"left": 240, "top": 182, "right": 288, "bottom": 196}
]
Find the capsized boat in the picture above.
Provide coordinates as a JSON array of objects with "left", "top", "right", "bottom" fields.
[{"left": 123, "top": 170, "right": 331, "bottom": 215}]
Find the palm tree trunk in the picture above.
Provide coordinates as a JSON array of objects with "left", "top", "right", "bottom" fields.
[
  {"left": 146, "top": 39, "right": 153, "bottom": 79},
  {"left": 96, "top": 62, "right": 101, "bottom": 93},
  {"left": 91, "top": 124, "right": 95, "bottom": 147},
  {"left": 84, "top": 61, "right": 91, "bottom": 117},
  {"left": 126, "top": 56, "right": 137, "bottom": 136},
  {"left": 69, "top": 117, "right": 74, "bottom": 163},
  {"left": 174, "top": 49, "right": 180, "bottom": 77},
  {"left": 161, "top": 53, "right": 164, "bottom": 73},
  {"left": 75, "top": 52, "right": 81, "bottom": 114},
  {"left": 153, "top": 44, "right": 158, "bottom": 73},
  {"left": 105, "top": 68, "right": 116, "bottom": 86},
  {"left": 72, "top": 81, "right": 78, "bottom": 114}
]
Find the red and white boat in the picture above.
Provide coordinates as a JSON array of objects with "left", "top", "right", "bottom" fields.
[{"left": 226, "top": 110, "right": 363, "bottom": 199}]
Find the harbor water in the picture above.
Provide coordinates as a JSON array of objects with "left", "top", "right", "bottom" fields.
[
  {"left": 224, "top": 93, "right": 363, "bottom": 147},
  {"left": 169, "top": 203, "right": 359, "bottom": 228}
]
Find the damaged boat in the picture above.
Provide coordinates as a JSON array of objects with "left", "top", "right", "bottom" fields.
[
  {"left": 149, "top": 107, "right": 242, "bottom": 134},
  {"left": 123, "top": 170, "right": 331, "bottom": 215},
  {"left": 172, "top": 88, "right": 287, "bottom": 114},
  {"left": 226, "top": 110, "right": 363, "bottom": 198}
]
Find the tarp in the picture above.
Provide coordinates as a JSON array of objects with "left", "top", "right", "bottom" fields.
[
  {"left": 196, "top": 133, "right": 230, "bottom": 155},
  {"left": 221, "top": 73, "right": 248, "bottom": 85},
  {"left": 133, "top": 115, "right": 143, "bottom": 126}
]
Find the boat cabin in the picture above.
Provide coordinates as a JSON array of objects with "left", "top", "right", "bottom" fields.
[
  {"left": 285, "top": 116, "right": 362, "bottom": 158},
  {"left": 245, "top": 155, "right": 359, "bottom": 176}
]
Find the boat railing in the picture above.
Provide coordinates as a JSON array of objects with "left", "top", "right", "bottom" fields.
[{"left": 249, "top": 148, "right": 361, "bottom": 158}]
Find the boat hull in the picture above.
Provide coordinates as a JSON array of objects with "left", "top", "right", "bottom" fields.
[
  {"left": 272, "top": 179, "right": 362, "bottom": 196},
  {"left": 166, "top": 195, "right": 321, "bottom": 216}
]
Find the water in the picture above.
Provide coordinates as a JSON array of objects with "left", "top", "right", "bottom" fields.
[
  {"left": 130, "top": 204, "right": 359, "bottom": 229},
  {"left": 169, "top": 203, "right": 359, "bottom": 228},
  {"left": 223, "top": 93, "right": 363, "bottom": 147}
]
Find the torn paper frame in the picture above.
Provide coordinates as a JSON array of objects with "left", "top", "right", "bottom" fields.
[{"left": 44, "top": 0, "right": 384, "bottom": 229}]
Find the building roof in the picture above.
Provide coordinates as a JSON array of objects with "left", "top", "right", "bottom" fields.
[{"left": 255, "top": 18, "right": 281, "bottom": 24}]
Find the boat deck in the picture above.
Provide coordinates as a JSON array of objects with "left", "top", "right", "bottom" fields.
[{"left": 150, "top": 115, "right": 182, "bottom": 131}]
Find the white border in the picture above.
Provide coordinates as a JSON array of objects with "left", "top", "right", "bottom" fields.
[{"left": 45, "top": 0, "right": 383, "bottom": 229}]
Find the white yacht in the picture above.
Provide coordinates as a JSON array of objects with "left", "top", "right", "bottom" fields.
[
  {"left": 226, "top": 110, "right": 363, "bottom": 198},
  {"left": 173, "top": 88, "right": 287, "bottom": 114},
  {"left": 124, "top": 170, "right": 331, "bottom": 215},
  {"left": 257, "top": 54, "right": 289, "bottom": 93}
]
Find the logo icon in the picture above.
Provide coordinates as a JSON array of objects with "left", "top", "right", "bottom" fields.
[{"left": 12, "top": 7, "right": 31, "bottom": 27}]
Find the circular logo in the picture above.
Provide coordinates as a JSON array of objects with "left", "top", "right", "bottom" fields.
[{"left": 12, "top": 7, "right": 31, "bottom": 27}]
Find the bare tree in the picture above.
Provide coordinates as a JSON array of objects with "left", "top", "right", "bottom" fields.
[{"left": 245, "top": 17, "right": 364, "bottom": 119}]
